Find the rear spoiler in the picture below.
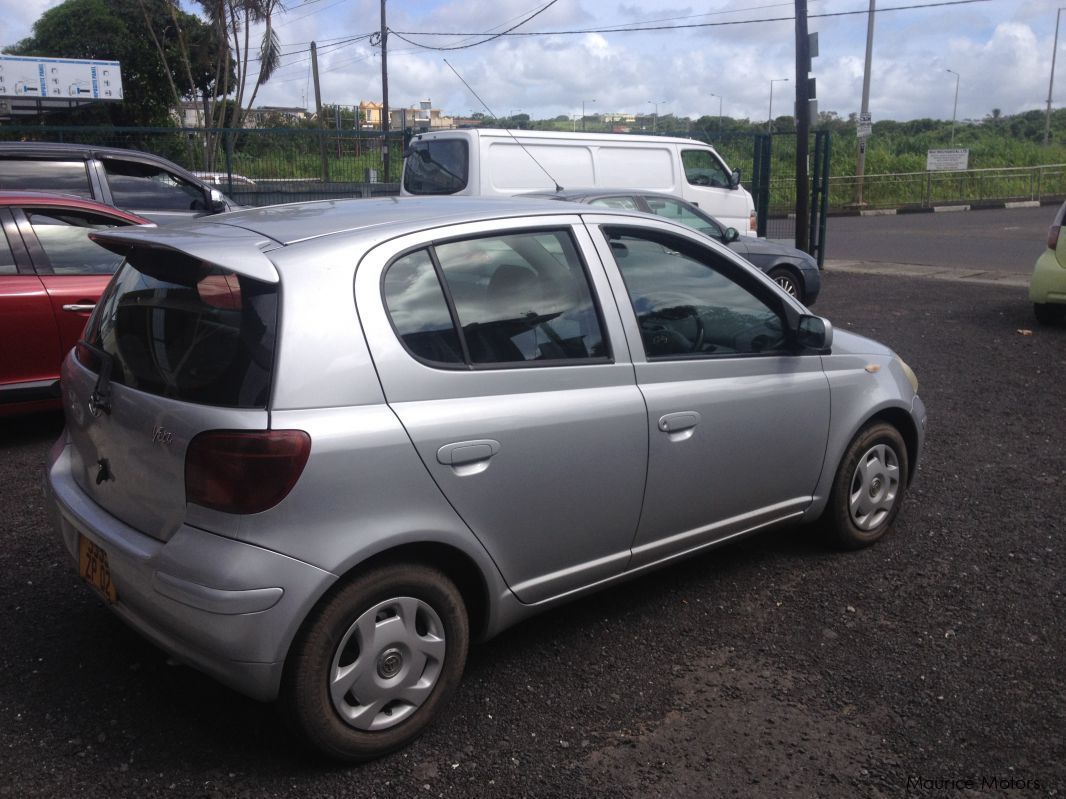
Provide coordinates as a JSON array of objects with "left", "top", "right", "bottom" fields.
[{"left": 90, "top": 224, "right": 280, "bottom": 284}]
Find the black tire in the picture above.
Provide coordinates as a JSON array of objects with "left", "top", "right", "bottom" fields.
[
  {"left": 824, "top": 422, "right": 909, "bottom": 550},
  {"left": 768, "top": 266, "right": 803, "bottom": 303},
  {"left": 281, "top": 562, "right": 469, "bottom": 762},
  {"left": 1034, "top": 302, "right": 1064, "bottom": 326}
]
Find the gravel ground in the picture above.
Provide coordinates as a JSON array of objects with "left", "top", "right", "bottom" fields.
[{"left": 0, "top": 270, "right": 1063, "bottom": 798}]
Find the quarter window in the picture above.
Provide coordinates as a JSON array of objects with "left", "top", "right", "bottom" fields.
[
  {"left": 383, "top": 230, "right": 608, "bottom": 367},
  {"left": 606, "top": 229, "right": 786, "bottom": 358}
]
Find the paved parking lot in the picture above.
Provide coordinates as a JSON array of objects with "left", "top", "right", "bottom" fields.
[{"left": 1, "top": 268, "right": 1063, "bottom": 798}]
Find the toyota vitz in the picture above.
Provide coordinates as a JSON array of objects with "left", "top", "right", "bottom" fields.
[{"left": 46, "top": 197, "right": 926, "bottom": 762}]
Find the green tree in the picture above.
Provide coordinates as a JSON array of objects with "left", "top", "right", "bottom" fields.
[{"left": 4, "top": 0, "right": 220, "bottom": 127}]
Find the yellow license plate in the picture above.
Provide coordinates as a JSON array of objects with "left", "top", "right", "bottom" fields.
[{"left": 79, "top": 535, "right": 117, "bottom": 603}]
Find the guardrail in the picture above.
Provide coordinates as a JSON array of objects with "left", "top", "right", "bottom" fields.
[{"left": 824, "top": 165, "right": 1066, "bottom": 211}]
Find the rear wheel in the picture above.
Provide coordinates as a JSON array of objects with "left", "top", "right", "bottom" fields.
[
  {"left": 768, "top": 266, "right": 803, "bottom": 303},
  {"left": 281, "top": 563, "right": 469, "bottom": 762},
  {"left": 825, "top": 422, "right": 908, "bottom": 550}
]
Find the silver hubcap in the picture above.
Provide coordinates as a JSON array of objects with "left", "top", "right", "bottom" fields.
[
  {"left": 774, "top": 275, "right": 797, "bottom": 296},
  {"left": 848, "top": 443, "right": 900, "bottom": 531},
  {"left": 329, "top": 597, "right": 446, "bottom": 731}
]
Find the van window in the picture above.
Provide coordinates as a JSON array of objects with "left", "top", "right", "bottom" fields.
[
  {"left": 80, "top": 253, "right": 277, "bottom": 408},
  {"left": 404, "top": 140, "right": 469, "bottom": 194},
  {"left": 0, "top": 159, "right": 93, "bottom": 198},
  {"left": 681, "top": 150, "right": 731, "bottom": 189}
]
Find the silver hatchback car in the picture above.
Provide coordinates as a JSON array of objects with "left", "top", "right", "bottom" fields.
[{"left": 46, "top": 197, "right": 926, "bottom": 762}]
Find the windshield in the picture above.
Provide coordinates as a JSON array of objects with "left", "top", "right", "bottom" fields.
[{"left": 403, "top": 139, "right": 469, "bottom": 194}]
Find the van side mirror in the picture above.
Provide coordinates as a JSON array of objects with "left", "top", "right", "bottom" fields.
[
  {"left": 723, "top": 227, "right": 739, "bottom": 243},
  {"left": 729, "top": 169, "right": 742, "bottom": 190},
  {"left": 794, "top": 315, "right": 833, "bottom": 351}
]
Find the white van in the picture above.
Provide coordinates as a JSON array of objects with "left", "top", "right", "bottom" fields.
[{"left": 401, "top": 128, "right": 758, "bottom": 235}]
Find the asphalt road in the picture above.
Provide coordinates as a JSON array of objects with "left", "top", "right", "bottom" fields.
[
  {"left": 1, "top": 250, "right": 1064, "bottom": 797},
  {"left": 825, "top": 205, "right": 1053, "bottom": 273}
]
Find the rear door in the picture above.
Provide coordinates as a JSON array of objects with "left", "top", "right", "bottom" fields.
[{"left": 356, "top": 216, "right": 648, "bottom": 604}]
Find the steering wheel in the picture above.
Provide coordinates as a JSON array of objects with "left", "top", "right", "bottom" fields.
[
  {"left": 692, "top": 174, "right": 711, "bottom": 186},
  {"left": 640, "top": 308, "right": 706, "bottom": 354}
]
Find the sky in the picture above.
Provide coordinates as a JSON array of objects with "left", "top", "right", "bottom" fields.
[{"left": 2, "top": 0, "right": 1062, "bottom": 125}]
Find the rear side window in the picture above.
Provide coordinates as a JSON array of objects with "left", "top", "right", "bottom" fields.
[
  {"left": 403, "top": 140, "right": 468, "bottom": 195},
  {"left": 103, "top": 159, "right": 208, "bottom": 211},
  {"left": 80, "top": 252, "right": 277, "bottom": 408},
  {"left": 383, "top": 230, "right": 608, "bottom": 367},
  {"left": 0, "top": 159, "right": 92, "bottom": 198},
  {"left": 26, "top": 209, "right": 127, "bottom": 275}
]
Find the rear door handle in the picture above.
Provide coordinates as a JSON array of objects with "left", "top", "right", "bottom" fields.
[
  {"left": 62, "top": 304, "right": 96, "bottom": 313},
  {"left": 437, "top": 439, "right": 501, "bottom": 475},
  {"left": 658, "top": 411, "right": 701, "bottom": 442}
]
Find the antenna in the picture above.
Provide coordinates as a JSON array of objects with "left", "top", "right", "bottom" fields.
[{"left": 443, "top": 58, "right": 563, "bottom": 193}]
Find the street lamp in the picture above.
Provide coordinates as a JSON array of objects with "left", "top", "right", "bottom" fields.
[
  {"left": 709, "top": 92, "right": 723, "bottom": 133},
  {"left": 649, "top": 99, "right": 667, "bottom": 132},
  {"left": 946, "top": 68, "right": 960, "bottom": 145},
  {"left": 582, "top": 99, "right": 596, "bottom": 131},
  {"left": 768, "top": 78, "right": 789, "bottom": 133},
  {"left": 509, "top": 108, "right": 522, "bottom": 129}
]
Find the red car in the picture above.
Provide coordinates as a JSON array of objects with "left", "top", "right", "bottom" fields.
[{"left": 0, "top": 192, "right": 150, "bottom": 416}]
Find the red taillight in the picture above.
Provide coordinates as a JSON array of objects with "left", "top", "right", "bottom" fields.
[
  {"left": 185, "top": 430, "right": 311, "bottom": 514},
  {"left": 1048, "top": 224, "right": 1061, "bottom": 250}
]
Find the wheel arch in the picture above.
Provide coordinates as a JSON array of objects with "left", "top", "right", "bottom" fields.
[{"left": 864, "top": 406, "right": 921, "bottom": 486}]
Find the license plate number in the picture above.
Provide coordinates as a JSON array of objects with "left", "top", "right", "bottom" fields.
[{"left": 79, "top": 535, "right": 117, "bottom": 603}]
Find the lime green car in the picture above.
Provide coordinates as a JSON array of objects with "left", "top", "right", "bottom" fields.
[{"left": 1031, "top": 202, "right": 1066, "bottom": 324}]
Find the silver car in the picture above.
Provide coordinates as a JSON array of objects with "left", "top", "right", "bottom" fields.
[{"left": 46, "top": 197, "right": 926, "bottom": 762}]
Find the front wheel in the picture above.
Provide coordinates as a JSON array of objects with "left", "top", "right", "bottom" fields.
[
  {"left": 768, "top": 266, "right": 803, "bottom": 303},
  {"left": 281, "top": 563, "right": 469, "bottom": 762},
  {"left": 824, "top": 422, "right": 909, "bottom": 550}
]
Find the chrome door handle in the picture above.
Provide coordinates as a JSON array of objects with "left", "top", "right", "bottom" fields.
[{"left": 62, "top": 304, "right": 96, "bottom": 313}]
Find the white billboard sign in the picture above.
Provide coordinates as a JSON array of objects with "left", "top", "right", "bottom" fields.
[
  {"left": 0, "top": 55, "right": 123, "bottom": 100},
  {"left": 926, "top": 148, "right": 969, "bottom": 171}
]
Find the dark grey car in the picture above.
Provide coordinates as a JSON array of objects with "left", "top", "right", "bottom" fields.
[
  {"left": 526, "top": 189, "right": 821, "bottom": 304},
  {"left": 0, "top": 142, "right": 240, "bottom": 225}
]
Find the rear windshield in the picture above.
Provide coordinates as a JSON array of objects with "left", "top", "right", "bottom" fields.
[
  {"left": 79, "top": 249, "right": 277, "bottom": 408},
  {"left": 403, "top": 139, "right": 469, "bottom": 195}
]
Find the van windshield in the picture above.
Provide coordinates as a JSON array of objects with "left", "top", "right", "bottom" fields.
[{"left": 404, "top": 139, "right": 469, "bottom": 194}]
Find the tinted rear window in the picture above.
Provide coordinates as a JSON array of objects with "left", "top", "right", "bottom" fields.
[
  {"left": 0, "top": 159, "right": 92, "bottom": 198},
  {"left": 80, "top": 250, "right": 277, "bottom": 408},
  {"left": 403, "top": 140, "right": 468, "bottom": 195}
]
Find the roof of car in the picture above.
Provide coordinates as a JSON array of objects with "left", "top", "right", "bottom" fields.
[
  {"left": 0, "top": 190, "right": 150, "bottom": 223},
  {"left": 0, "top": 141, "right": 203, "bottom": 179},
  {"left": 87, "top": 196, "right": 644, "bottom": 284}
]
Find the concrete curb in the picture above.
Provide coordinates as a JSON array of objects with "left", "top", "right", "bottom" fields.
[
  {"left": 824, "top": 259, "right": 1029, "bottom": 288},
  {"left": 822, "top": 198, "right": 1059, "bottom": 218}
]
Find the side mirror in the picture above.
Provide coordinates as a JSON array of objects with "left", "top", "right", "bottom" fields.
[
  {"left": 795, "top": 315, "right": 833, "bottom": 351},
  {"left": 729, "top": 168, "right": 742, "bottom": 189},
  {"left": 723, "top": 227, "right": 739, "bottom": 243}
]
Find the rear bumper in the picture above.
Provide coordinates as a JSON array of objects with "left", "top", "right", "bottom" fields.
[
  {"left": 46, "top": 436, "right": 335, "bottom": 702},
  {"left": 1030, "top": 248, "right": 1066, "bottom": 304}
]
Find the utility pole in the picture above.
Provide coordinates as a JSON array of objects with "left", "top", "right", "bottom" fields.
[
  {"left": 310, "top": 41, "right": 329, "bottom": 183},
  {"left": 380, "top": 0, "right": 390, "bottom": 183},
  {"left": 1046, "top": 8, "right": 1064, "bottom": 146},
  {"left": 855, "top": 0, "right": 875, "bottom": 206},
  {"left": 794, "top": 0, "right": 811, "bottom": 252}
]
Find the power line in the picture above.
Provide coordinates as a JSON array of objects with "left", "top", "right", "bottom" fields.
[{"left": 389, "top": 0, "right": 559, "bottom": 51}]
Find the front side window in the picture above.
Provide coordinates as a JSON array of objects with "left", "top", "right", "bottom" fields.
[
  {"left": 103, "top": 159, "right": 207, "bottom": 211},
  {"left": 606, "top": 229, "right": 785, "bottom": 358},
  {"left": 26, "top": 209, "right": 126, "bottom": 275},
  {"left": 681, "top": 149, "right": 732, "bottom": 189},
  {"left": 403, "top": 139, "right": 469, "bottom": 195},
  {"left": 0, "top": 159, "right": 92, "bottom": 198},
  {"left": 383, "top": 230, "right": 608, "bottom": 367},
  {"left": 81, "top": 253, "right": 277, "bottom": 408},
  {"left": 0, "top": 226, "right": 16, "bottom": 276}
]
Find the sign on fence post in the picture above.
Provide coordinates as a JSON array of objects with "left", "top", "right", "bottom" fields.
[{"left": 926, "top": 149, "right": 969, "bottom": 171}]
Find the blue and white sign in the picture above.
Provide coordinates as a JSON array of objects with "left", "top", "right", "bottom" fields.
[{"left": 0, "top": 55, "right": 123, "bottom": 100}]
